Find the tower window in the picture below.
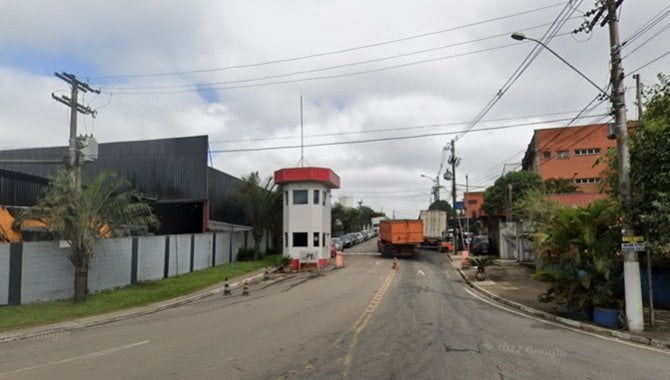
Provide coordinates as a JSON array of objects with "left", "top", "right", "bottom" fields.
[
  {"left": 293, "top": 190, "right": 308, "bottom": 204},
  {"left": 293, "top": 232, "right": 308, "bottom": 247}
]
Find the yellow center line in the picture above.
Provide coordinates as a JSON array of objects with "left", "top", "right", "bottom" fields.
[{"left": 343, "top": 268, "right": 397, "bottom": 379}]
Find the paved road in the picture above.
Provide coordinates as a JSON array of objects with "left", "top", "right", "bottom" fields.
[{"left": 1, "top": 239, "right": 669, "bottom": 379}]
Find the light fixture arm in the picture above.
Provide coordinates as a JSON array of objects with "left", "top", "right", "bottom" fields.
[{"left": 511, "top": 32, "right": 611, "bottom": 100}]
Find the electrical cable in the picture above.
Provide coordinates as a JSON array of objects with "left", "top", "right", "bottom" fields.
[
  {"left": 87, "top": 2, "right": 567, "bottom": 81},
  {"left": 211, "top": 108, "right": 608, "bottom": 144},
  {"left": 103, "top": 43, "right": 521, "bottom": 95}
]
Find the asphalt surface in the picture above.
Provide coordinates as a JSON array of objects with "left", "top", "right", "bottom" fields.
[{"left": 1, "top": 239, "right": 669, "bottom": 379}]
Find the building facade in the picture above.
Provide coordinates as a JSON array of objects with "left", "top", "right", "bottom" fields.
[
  {"left": 464, "top": 191, "right": 486, "bottom": 219},
  {"left": 521, "top": 123, "right": 618, "bottom": 193}
]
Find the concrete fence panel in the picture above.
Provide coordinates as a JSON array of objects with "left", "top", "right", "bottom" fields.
[
  {"left": 0, "top": 228, "right": 262, "bottom": 305},
  {"left": 137, "top": 235, "right": 166, "bottom": 282},
  {"left": 231, "top": 231, "right": 245, "bottom": 261},
  {"left": 89, "top": 238, "right": 133, "bottom": 294},
  {"left": 21, "top": 241, "right": 72, "bottom": 304},
  {"left": 215, "top": 233, "right": 231, "bottom": 266},
  {"left": 0, "top": 244, "right": 9, "bottom": 305},
  {"left": 192, "top": 233, "right": 213, "bottom": 271},
  {"left": 174, "top": 234, "right": 192, "bottom": 275}
]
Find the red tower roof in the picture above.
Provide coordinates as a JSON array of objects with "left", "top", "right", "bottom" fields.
[{"left": 274, "top": 167, "right": 340, "bottom": 189}]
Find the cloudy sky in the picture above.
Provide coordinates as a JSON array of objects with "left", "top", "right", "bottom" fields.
[{"left": 1, "top": 0, "right": 668, "bottom": 218}]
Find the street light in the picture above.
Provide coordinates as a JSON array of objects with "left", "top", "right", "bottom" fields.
[
  {"left": 510, "top": 32, "right": 610, "bottom": 99},
  {"left": 512, "top": 30, "right": 643, "bottom": 332},
  {"left": 420, "top": 174, "right": 440, "bottom": 204}
]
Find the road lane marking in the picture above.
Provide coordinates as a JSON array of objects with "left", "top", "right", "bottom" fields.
[
  {"left": 0, "top": 340, "right": 151, "bottom": 377},
  {"left": 417, "top": 270, "right": 426, "bottom": 277},
  {"left": 343, "top": 268, "right": 396, "bottom": 379},
  {"left": 462, "top": 286, "right": 670, "bottom": 356}
]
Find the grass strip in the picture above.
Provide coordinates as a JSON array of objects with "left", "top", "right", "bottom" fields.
[{"left": 0, "top": 255, "right": 283, "bottom": 332}]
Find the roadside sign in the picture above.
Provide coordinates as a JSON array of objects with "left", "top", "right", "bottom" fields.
[
  {"left": 622, "top": 235, "right": 644, "bottom": 243},
  {"left": 621, "top": 242, "right": 645, "bottom": 252},
  {"left": 300, "top": 251, "right": 318, "bottom": 263}
]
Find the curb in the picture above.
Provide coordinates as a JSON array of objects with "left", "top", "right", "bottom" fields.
[
  {"left": 0, "top": 268, "right": 277, "bottom": 344},
  {"left": 455, "top": 267, "right": 670, "bottom": 351}
]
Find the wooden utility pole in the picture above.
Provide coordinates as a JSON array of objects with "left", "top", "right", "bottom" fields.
[{"left": 52, "top": 72, "right": 99, "bottom": 188}]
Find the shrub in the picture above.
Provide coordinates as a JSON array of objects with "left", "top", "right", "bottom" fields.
[{"left": 236, "top": 248, "right": 257, "bottom": 262}]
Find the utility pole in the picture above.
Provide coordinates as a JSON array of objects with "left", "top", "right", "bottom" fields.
[
  {"left": 604, "top": 0, "right": 643, "bottom": 332},
  {"left": 52, "top": 72, "right": 99, "bottom": 188},
  {"left": 447, "top": 139, "right": 459, "bottom": 256},
  {"left": 465, "top": 174, "right": 469, "bottom": 234}
]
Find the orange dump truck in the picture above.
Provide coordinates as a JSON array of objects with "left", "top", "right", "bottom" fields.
[{"left": 377, "top": 219, "right": 424, "bottom": 257}]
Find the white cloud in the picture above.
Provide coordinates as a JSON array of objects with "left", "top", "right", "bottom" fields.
[{"left": 1, "top": 0, "right": 668, "bottom": 218}]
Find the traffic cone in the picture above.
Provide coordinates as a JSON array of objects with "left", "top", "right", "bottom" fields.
[
  {"left": 223, "top": 277, "right": 231, "bottom": 296},
  {"left": 242, "top": 280, "right": 249, "bottom": 296},
  {"left": 461, "top": 251, "right": 470, "bottom": 269}
]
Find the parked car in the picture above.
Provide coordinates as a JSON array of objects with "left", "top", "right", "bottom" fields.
[
  {"left": 332, "top": 237, "right": 343, "bottom": 251},
  {"left": 470, "top": 235, "right": 490, "bottom": 255}
]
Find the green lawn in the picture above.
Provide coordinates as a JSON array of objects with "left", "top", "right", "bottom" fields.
[{"left": 0, "top": 255, "right": 283, "bottom": 332}]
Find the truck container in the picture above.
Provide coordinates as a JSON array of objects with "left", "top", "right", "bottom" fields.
[
  {"left": 419, "top": 209, "right": 447, "bottom": 246},
  {"left": 377, "top": 219, "right": 424, "bottom": 257}
]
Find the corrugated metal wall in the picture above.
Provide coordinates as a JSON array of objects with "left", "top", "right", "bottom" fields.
[
  {"left": 0, "top": 136, "right": 209, "bottom": 200},
  {"left": 0, "top": 169, "right": 49, "bottom": 206},
  {"left": 207, "top": 167, "right": 247, "bottom": 225},
  {"left": 0, "top": 135, "right": 251, "bottom": 225}
]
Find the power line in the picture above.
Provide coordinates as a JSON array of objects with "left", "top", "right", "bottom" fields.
[
  {"left": 104, "top": 43, "right": 521, "bottom": 95},
  {"left": 211, "top": 108, "right": 608, "bottom": 144},
  {"left": 467, "top": 94, "right": 607, "bottom": 186},
  {"left": 87, "top": 2, "right": 567, "bottom": 81},
  {"left": 621, "top": 3, "right": 670, "bottom": 47},
  {"left": 210, "top": 115, "right": 607, "bottom": 154},
  {"left": 454, "top": 0, "right": 584, "bottom": 142},
  {"left": 625, "top": 48, "right": 670, "bottom": 77},
  {"left": 104, "top": 21, "right": 576, "bottom": 93}
]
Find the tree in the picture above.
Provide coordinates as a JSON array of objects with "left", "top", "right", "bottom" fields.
[
  {"left": 532, "top": 199, "right": 623, "bottom": 313},
  {"left": 231, "top": 172, "right": 282, "bottom": 260},
  {"left": 17, "top": 170, "right": 158, "bottom": 303},
  {"left": 428, "top": 199, "right": 453, "bottom": 214},
  {"left": 601, "top": 74, "right": 670, "bottom": 259},
  {"left": 331, "top": 203, "right": 384, "bottom": 235},
  {"left": 544, "top": 178, "right": 578, "bottom": 194},
  {"left": 630, "top": 73, "right": 670, "bottom": 258},
  {"left": 482, "top": 171, "right": 543, "bottom": 217}
]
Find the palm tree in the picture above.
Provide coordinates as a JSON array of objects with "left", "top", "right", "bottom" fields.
[
  {"left": 16, "top": 170, "right": 158, "bottom": 303},
  {"left": 231, "top": 172, "right": 282, "bottom": 260}
]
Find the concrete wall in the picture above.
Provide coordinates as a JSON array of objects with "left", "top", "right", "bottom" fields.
[
  {"left": 0, "top": 229, "right": 258, "bottom": 305},
  {"left": 137, "top": 235, "right": 166, "bottom": 282},
  {"left": 0, "top": 244, "right": 8, "bottom": 305},
  {"left": 21, "top": 242, "right": 72, "bottom": 304},
  {"left": 498, "top": 221, "right": 535, "bottom": 262},
  {"left": 89, "top": 238, "right": 133, "bottom": 293},
  {"left": 193, "top": 234, "right": 213, "bottom": 271}
]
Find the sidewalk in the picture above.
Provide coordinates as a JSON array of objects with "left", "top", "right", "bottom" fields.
[
  {"left": 0, "top": 266, "right": 285, "bottom": 344},
  {"left": 450, "top": 253, "right": 670, "bottom": 350}
]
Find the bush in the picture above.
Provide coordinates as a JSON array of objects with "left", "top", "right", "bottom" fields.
[{"left": 236, "top": 248, "right": 257, "bottom": 262}]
